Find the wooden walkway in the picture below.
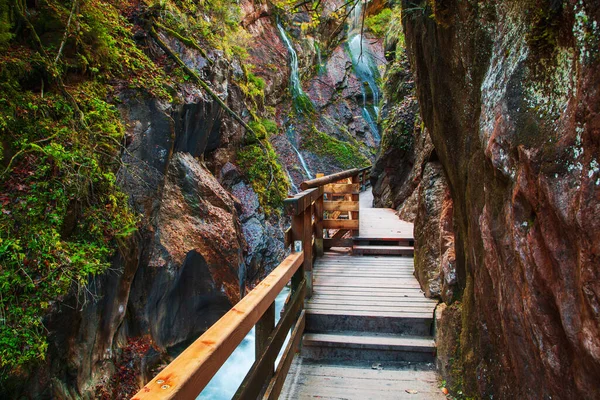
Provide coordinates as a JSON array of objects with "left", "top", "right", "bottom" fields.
[
  {"left": 280, "top": 190, "right": 443, "bottom": 399},
  {"left": 133, "top": 172, "right": 444, "bottom": 400}
]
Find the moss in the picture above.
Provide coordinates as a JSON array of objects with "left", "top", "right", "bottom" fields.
[
  {"left": 365, "top": 8, "right": 393, "bottom": 37},
  {"left": 302, "top": 126, "right": 370, "bottom": 169},
  {"left": 237, "top": 142, "right": 289, "bottom": 216}
]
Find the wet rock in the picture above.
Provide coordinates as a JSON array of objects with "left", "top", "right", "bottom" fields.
[
  {"left": 413, "top": 162, "right": 456, "bottom": 303},
  {"left": 402, "top": 0, "right": 600, "bottom": 398}
]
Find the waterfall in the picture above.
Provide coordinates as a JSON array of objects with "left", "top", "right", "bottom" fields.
[
  {"left": 291, "top": 145, "right": 313, "bottom": 180},
  {"left": 286, "top": 169, "right": 300, "bottom": 194},
  {"left": 286, "top": 125, "right": 313, "bottom": 180},
  {"left": 277, "top": 23, "right": 314, "bottom": 113},
  {"left": 277, "top": 24, "right": 304, "bottom": 100},
  {"left": 346, "top": 0, "right": 381, "bottom": 141}
]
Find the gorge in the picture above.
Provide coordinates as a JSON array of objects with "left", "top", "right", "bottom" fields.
[{"left": 0, "top": 0, "right": 599, "bottom": 399}]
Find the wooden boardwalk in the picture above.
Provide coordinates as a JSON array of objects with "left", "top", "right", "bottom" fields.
[
  {"left": 133, "top": 172, "right": 444, "bottom": 400},
  {"left": 280, "top": 191, "right": 444, "bottom": 400}
]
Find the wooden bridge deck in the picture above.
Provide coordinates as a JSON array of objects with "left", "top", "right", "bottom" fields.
[{"left": 280, "top": 192, "right": 444, "bottom": 399}]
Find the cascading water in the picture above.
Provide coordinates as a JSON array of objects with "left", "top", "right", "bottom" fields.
[
  {"left": 286, "top": 169, "right": 300, "bottom": 194},
  {"left": 277, "top": 23, "right": 312, "bottom": 109},
  {"left": 198, "top": 287, "right": 291, "bottom": 400},
  {"left": 286, "top": 125, "right": 313, "bottom": 180},
  {"left": 346, "top": 0, "right": 381, "bottom": 141}
]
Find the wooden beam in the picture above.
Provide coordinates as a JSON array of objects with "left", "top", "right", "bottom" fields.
[
  {"left": 323, "top": 238, "right": 354, "bottom": 248},
  {"left": 323, "top": 219, "right": 359, "bottom": 230},
  {"left": 331, "top": 229, "right": 349, "bottom": 239},
  {"left": 323, "top": 201, "right": 359, "bottom": 212},
  {"left": 234, "top": 280, "right": 306, "bottom": 400},
  {"left": 263, "top": 310, "right": 306, "bottom": 400},
  {"left": 300, "top": 169, "right": 360, "bottom": 189},
  {"left": 283, "top": 187, "right": 323, "bottom": 216},
  {"left": 324, "top": 183, "right": 360, "bottom": 194},
  {"left": 351, "top": 174, "right": 360, "bottom": 236},
  {"left": 131, "top": 252, "right": 304, "bottom": 400},
  {"left": 254, "top": 302, "right": 275, "bottom": 381},
  {"left": 315, "top": 189, "right": 324, "bottom": 258},
  {"left": 303, "top": 203, "right": 313, "bottom": 297},
  {"left": 284, "top": 227, "right": 292, "bottom": 248}
]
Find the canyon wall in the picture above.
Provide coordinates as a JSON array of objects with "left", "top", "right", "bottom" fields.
[
  {"left": 376, "top": 0, "right": 600, "bottom": 398},
  {"left": 0, "top": 0, "right": 387, "bottom": 397}
]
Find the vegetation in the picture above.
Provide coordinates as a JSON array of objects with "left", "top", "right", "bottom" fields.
[
  {"left": 302, "top": 126, "right": 370, "bottom": 169},
  {"left": 0, "top": 0, "right": 152, "bottom": 374},
  {"left": 237, "top": 118, "right": 289, "bottom": 216},
  {"left": 0, "top": 0, "right": 258, "bottom": 376},
  {"left": 365, "top": 8, "right": 393, "bottom": 37}
]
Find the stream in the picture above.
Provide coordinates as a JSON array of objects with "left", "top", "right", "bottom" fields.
[{"left": 197, "top": 286, "right": 291, "bottom": 400}]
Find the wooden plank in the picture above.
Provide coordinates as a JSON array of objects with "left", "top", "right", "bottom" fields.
[
  {"left": 304, "top": 309, "right": 433, "bottom": 318},
  {"left": 284, "top": 187, "right": 324, "bottom": 216},
  {"left": 303, "top": 203, "right": 313, "bottom": 298},
  {"left": 284, "top": 227, "right": 292, "bottom": 248},
  {"left": 330, "top": 228, "right": 349, "bottom": 240},
  {"left": 254, "top": 302, "right": 275, "bottom": 379},
  {"left": 324, "top": 183, "right": 360, "bottom": 194},
  {"left": 300, "top": 169, "right": 360, "bottom": 190},
  {"left": 314, "top": 188, "right": 324, "bottom": 257},
  {"left": 351, "top": 174, "right": 359, "bottom": 236},
  {"left": 322, "top": 219, "right": 359, "bottom": 230},
  {"left": 323, "top": 201, "right": 359, "bottom": 212},
  {"left": 323, "top": 238, "right": 353, "bottom": 248},
  {"left": 263, "top": 310, "right": 306, "bottom": 400},
  {"left": 305, "top": 303, "right": 436, "bottom": 313},
  {"left": 234, "top": 279, "right": 306, "bottom": 400},
  {"left": 131, "top": 251, "right": 304, "bottom": 400}
]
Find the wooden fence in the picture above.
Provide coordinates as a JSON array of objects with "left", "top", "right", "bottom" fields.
[{"left": 132, "top": 166, "right": 371, "bottom": 400}]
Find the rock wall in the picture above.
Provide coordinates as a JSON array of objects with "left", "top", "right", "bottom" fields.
[{"left": 398, "top": 0, "right": 600, "bottom": 398}]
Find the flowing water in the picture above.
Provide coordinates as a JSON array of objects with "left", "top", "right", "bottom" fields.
[
  {"left": 198, "top": 286, "right": 291, "bottom": 400},
  {"left": 346, "top": 0, "right": 381, "bottom": 141},
  {"left": 277, "top": 23, "right": 306, "bottom": 102},
  {"left": 286, "top": 169, "right": 300, "bottom": 194},
  {"left": 286, "top": 125, "right": 313, "bottom": 180}
]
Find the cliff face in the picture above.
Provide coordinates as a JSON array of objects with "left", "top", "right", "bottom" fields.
[
  {"left": 397, "top": 0, "right": 600, "bottom": 398},
  {"left": 0, "top": 0, "right": 388, "bottom": 397}
]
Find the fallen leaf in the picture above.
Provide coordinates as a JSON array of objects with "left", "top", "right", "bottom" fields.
[{"left": 406, "top": 389, "right": 418, "bottom": 394}]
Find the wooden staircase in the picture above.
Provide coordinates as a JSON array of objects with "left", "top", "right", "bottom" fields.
[{"left": 281, "top": 253, "right": 443, "bottom": 399}]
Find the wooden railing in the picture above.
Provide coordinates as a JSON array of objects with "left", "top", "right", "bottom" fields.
[{"left": 132, "top": 166, "right": 371, "bottom": 400}]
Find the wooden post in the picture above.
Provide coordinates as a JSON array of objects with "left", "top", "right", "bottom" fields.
[
  {"left": 315, "top": 173, "right": 324, "bottom": 258},
  {"left": 255, "top": 302, "right": 275, "bottom": 378},
  {"left": 351, "top": 174, "right": 360, "bottom": 236},
  {"left": 291, "top": 213, "right": 304, "bottom": 295},
  {"left": 303, "top": 202, "right": 313, "bottom": 298}
]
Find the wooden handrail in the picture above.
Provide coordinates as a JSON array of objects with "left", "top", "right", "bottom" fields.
[
  {"left": 300, "top": 166, "right": 371, "bottom": 190},
  {"left": 132, "top": 251, "right": 304, "bottom": 400},
  {"left": 131, "top": 167, "right": 373, "bottom": 400}
]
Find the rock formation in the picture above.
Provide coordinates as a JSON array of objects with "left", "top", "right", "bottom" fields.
[{"left": 374, "top": 1, "right": 600, "bottom": 398}]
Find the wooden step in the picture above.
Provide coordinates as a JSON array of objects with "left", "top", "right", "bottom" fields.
[
  {"left": 306, "top": 309, "right": 433, "bottom": 336},
  {"left": 354, "top": 238, "right": 415, "bottom": 247},
  {"left": 302, "top": 333, "right": 436, "bottom": 363},
  {"left": 353, "top": 245, "right": 414, "bottom": 256}
]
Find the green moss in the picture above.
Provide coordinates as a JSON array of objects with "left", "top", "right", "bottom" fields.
[
  {"left": 365, "top": 8, "right": 393, "bottom": 37},
  {"left": 237, "top": 142, "right": 289, "bottom": 216},
  {"left": 0, "top": 88, "right": 138, "bottom": 373},
  {"left": 302, "top": 126, "right": 370, "bottom": 169}
]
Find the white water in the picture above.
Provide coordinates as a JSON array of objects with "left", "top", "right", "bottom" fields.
[
  {"left": 277, "top": 23, "right": 305, "bottom": 100},
  {"left": 346, "top": 0, "right": 381, "bottom": 140},
  {"left": 286, "top": 169, "right": 300, "bottom": 194},
  {"left": 286, "top": 125, "right": 313, "bottom": 180},
  {"left": 198, "top": 287, "right": 291, "bottom": 400},
  {"left": 291, "top": 145, "right": 313, "bottom": 180}
]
